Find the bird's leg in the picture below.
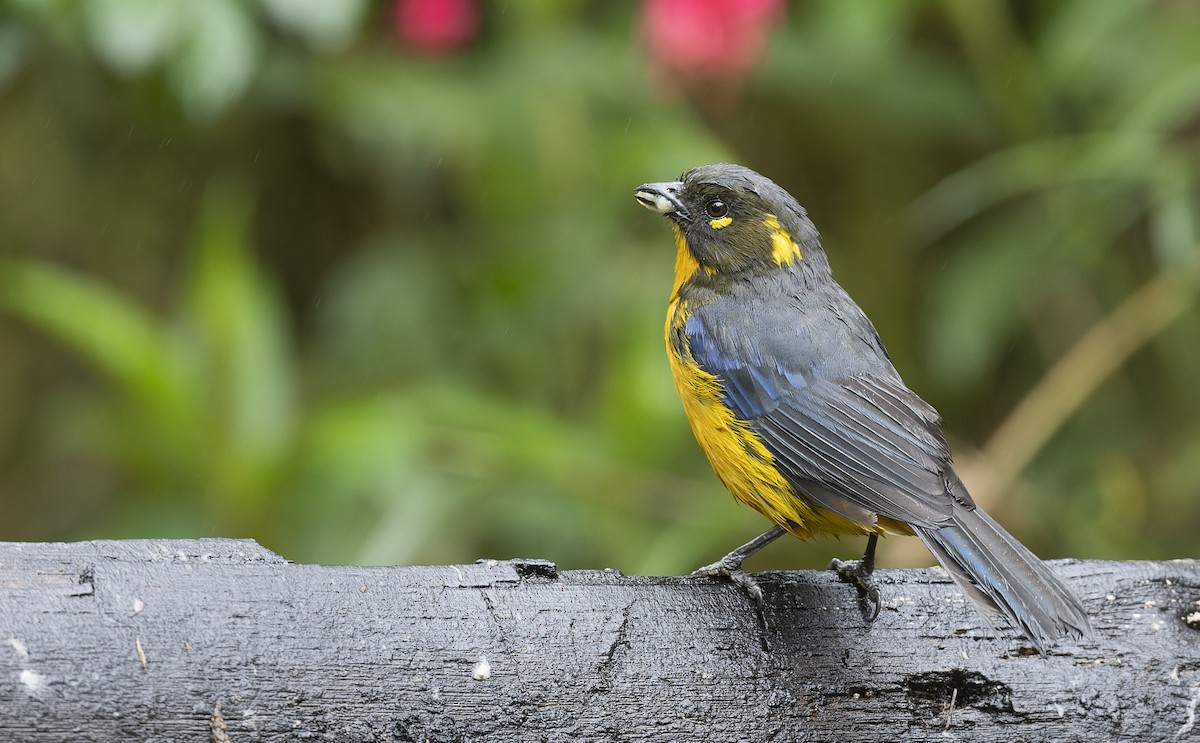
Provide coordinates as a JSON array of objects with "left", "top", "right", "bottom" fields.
[
  {"left": 691, "top": 525, "right": 788, "bottom": 609},
  {"left": 829, "top": 533, "right": 881, "bottom": 622}
]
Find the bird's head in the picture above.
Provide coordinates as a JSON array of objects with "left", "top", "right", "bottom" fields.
[{"left": 635, "top": 163, "right": 826, "bottom": 281}]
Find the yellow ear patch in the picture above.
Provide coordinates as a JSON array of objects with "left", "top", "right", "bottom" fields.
[
  {"left": 708, "top": 216, "right": 733, "bottom": 230},
  {"left": 770, "top": 231, "right": 803, "bottom": 266},
  {"left": 764, "top": 214, "right": 803, "bottom": 266}
]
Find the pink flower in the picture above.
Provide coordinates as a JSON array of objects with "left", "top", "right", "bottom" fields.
[
  {"left": 392, "top": 0, "right": 480, "bottom": 56},
  {"left": 640, "top": 0, "right": 782, "bottom": 90}
]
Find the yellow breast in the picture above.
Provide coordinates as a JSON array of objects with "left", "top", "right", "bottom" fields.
[{"left": 665, "top": 228, "right": 884, "bottom": 539}]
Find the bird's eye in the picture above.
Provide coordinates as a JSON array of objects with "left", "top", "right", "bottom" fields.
[{"left": 705, "top": 200, "right": 729, "bottom": 219}]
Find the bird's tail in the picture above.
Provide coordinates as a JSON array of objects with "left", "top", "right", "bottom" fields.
[{"left": 913, "top": 496, "right": 1092, "bottom": 653}]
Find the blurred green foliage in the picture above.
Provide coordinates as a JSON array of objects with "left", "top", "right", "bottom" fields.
[{"left": 0, "top": 1, "right": 1197, "bottom": 573}]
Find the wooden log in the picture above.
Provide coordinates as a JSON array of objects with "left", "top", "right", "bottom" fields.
[{"left": 1, "top": 539, "right": 1198, "bottom": 742}]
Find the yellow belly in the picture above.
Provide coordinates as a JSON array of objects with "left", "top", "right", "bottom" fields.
[{"left": 665, "top": 296, "right": 895, "bottom": 540}]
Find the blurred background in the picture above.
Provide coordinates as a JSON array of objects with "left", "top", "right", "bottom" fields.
[{"left": 0, "top": 0, "right": 1197, "bottom": 573}]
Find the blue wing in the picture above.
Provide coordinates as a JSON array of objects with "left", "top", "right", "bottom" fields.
[{"left": 684, "top": 299, "right": 966, "bottom": 529}]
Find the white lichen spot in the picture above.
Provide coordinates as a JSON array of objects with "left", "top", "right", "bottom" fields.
[
  {"left": 1185, "top": 611, "right": 1200, "bottom": 627},
  {"left": 19, "top": 669, "right": 44, "bottom": 692},
  {"left": 485, "top": 559, "right": 498, "bottom": 569},
  {"left": 1105, "top": 594, "right": 1116, "bottom": 601},
  {"left": 1177, "top": 683, "right": 1200, "bottom": 740},
  {"left": 241, "top": 707, "right": 262, "bottom": 732},
  {"left": 1144, "top": 600, "right": 1157, "bottom": 608},
  {"left": 7, "top": 638, "right": 29, "bottom": 658},
  {"left": 472, "top": 656, "right": 492, "bottom": 681},
  {"left": 132, "top": 599, "right": 145, "bottom": 615}
]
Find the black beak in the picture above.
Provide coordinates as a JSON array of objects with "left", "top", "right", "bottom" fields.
[{"left": 634, "top": 181, "right": 690, "bottom": 221}]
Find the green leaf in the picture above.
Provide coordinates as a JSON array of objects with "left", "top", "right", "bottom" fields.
[
  {"left": 923, "top": 224, "right": 1048, "bottom": 390},
  {"left": 0, "top": 21, "right": 31, "bottom": 88},
  {"left": 168, "top": 0, "right": 259, "bottom": 121},
  {"left": 184, "top": 184, "right": 296, "bottom": 504},
  {"left": 0, "top": 260, "right": 189, "bottom": 414},
  {"left": 85, "top": 0, "right": 187, "bottom": 75},
  {"left": 259, "top": 0, "right": 368, "bottom": 53}
]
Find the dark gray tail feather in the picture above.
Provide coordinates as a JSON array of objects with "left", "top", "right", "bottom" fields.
[{"left": 914, "top": 504, "right": 1092, "bottom": 653}]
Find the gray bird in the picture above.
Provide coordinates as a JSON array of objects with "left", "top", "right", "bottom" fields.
[{"left": 635, "top": 162, "right": 1091, "bottom": 652}]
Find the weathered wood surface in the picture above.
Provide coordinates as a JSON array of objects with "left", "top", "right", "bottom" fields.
[{"left": 0, "top": 539, "right": 1197, "bottom": 742}]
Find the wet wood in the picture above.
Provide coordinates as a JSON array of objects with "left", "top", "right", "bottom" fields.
[{"left": 1, "top": 539, "right": 1197, "bottom": 742}]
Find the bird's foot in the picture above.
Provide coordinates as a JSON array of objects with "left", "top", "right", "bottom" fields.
[
  {"left": 689, "top": 525, "right": 788, "bottom": 611},
  {"left": 692, "top": 554, "right": 765, "bottom": 611},
  {"left": 828, "top": 555, "right": 881, "bottom": 622}
]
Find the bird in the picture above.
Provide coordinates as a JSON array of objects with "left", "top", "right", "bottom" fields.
[{"left": 634, "top": 162, "right": 1091, "bottom": 652}]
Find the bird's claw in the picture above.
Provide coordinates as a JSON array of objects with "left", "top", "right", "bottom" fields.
[
  {"left": 829, "top": 556, "right": 881, "bottom": 622},
  {"left": 692, "top": 557, "right": 766, "bottom": 611}
]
